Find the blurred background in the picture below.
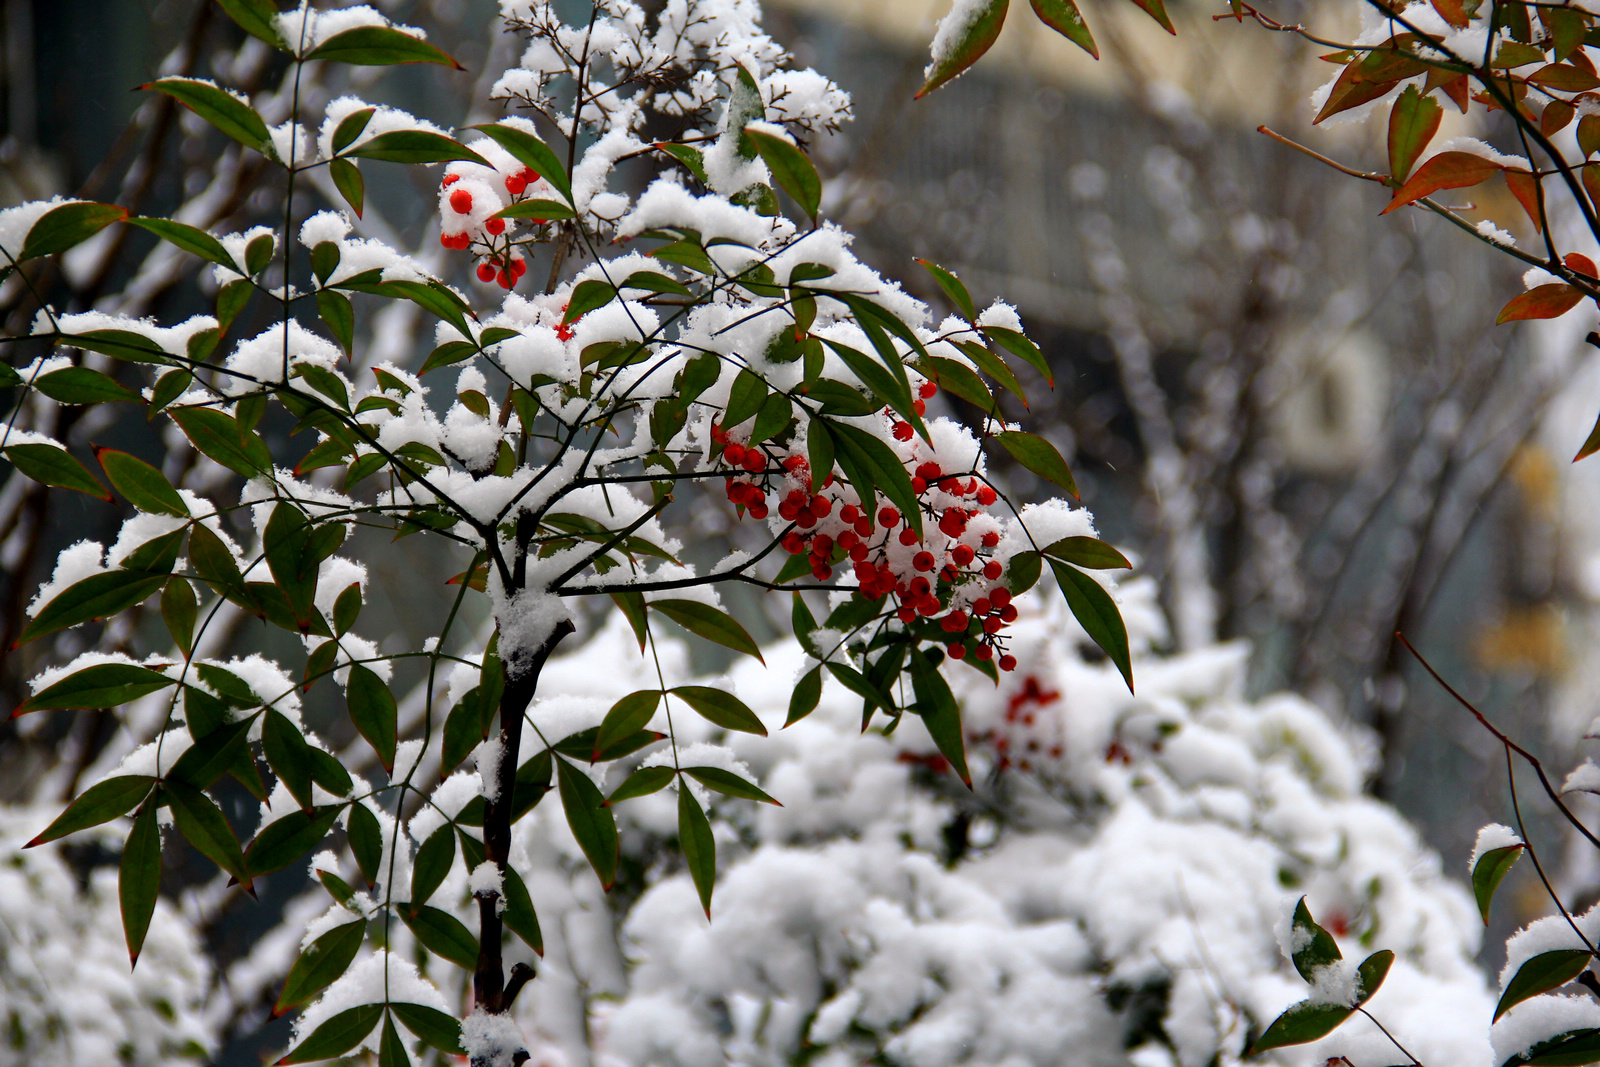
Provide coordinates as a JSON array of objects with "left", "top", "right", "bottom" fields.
[{"left": 3, "top": 0, "right": 1598, "bottom": 1052}]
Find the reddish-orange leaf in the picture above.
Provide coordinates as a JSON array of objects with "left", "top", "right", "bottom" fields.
[
  {"left": 917, "top": 0, "right": 1011, "bottom": 98},
  {"left": 1380, "top": 151, "right": 1505, "bottom": 214},
  {"left": 1127, "top": 0, "right": 1175, "bottom": 34},
  {"left": 1566, "top": 252, "right": 1598, "bottom": 279},
  {"left": 1388, "top": 84, "right": 1442, "bottom": 183},
  {"left": 1570, "top": 48, "right": 1598, "bottom": 75},
  {"left": 1430, "top": 0, "right": 1468, "bottom": 28},
  {"left": 1543, "top": 99, "right": 1577, "bottom": 137},
  {"left": 1316, "top": 36, "right": 1428, "bottom": 123},
  {"left": 1579, "top": 113, "right": 1600, "bottom": 157},
  {"left": 1504, "top": 170, "right": 1544, "bottom": 232},
  {"left": 1497, "top": 283, "right": 1583, "bottom": 324},
  {"left": 1584, "top": 162, "right": 1600, "bottom": 212},
  {"left": 1529, "top": 63, "right": 1600, "bottom": 92},
  {"left": 1575, "top": 409, "right": 1600, "bottom": 462}
]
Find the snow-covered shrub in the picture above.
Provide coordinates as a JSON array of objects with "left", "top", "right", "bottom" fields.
[{"left": 0, "top": 809, "right": 214, "bottom": 1066}]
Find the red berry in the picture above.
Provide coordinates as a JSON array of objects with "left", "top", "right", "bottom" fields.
[
  {"left": 477, "top": 263, "right": 496, "bottom": 282},
  {"left": 812, "top": 563, "right": 832, "bottom": 580},
  {"left": 914, "top": 399, "right": 926, "bottom": 416},
  {"left": 796, "top": 508, "right": 817, "bottom": 528},
  {"left": 837, "top": 530, "right": 859, "bottom": 550},
  {"left": 939, "top": 509, "right": 968, "bottom": 537},
  {"left": 783, "top": 533, "right": 806, "bottom": 554},
  {"left": 991, "top": 588, "right": 1012, "bottom": 608},
  {"left": 981, "top": 531, "right": 1000, "bottom": 548},
  {"left": 442, "top": 173, "right": 461, "bottom": 186},
  {"left": 919, "top": 381, "right": 938, "bottom": 399},
  {"left": 511, "top": 256, "right": 527, "bottom": 276},
  {"left": 951, "top": 545, "right": 975, "bottom": 567},
  {"left": 893, "top": 421, "right": 913, "bottom": 441},
  {"left": 1001, "top": 604, "right": 1019, "bottom": 623},
  {"left": 498, "top": 270, "right": 513, "bottom": 288},
  {"left": 840, "top": 504, "right": 860, "bottom": 524},
  {"left": 848, "top": 543, "right": 869, "bottom": 562},
  {"left": 947, "top": 643, "right": 966, "bottom": 660},
  {"left": 973, "top": 597, "right": 992, "bottom": 616},
  {"left": 743, "top": 450, "right": 765, "bottom": 473},
  {"left": 811, "top": 495, "right": 832, "bottom": 517},
  {"left": 749, "top": 503, "right": 768, "bottom": 519},
  {"left": 941, "top": 611, "right": 968, "bottom": 633},
  {"left": 983, "top": 617, "right": 1003, "bottom": 634},
  {"left": 916, "top": 463, "right": 942, "bottom": 481},
  {"left": 913, "top": 551, "right": 935, "bottom": 572},
  {"left": 976, "top": 486, "right": 997, "bottom": 506},
  {"left": 520, "top": 166, "right": 540, "bottom": 183},
  {"left": 983, "top": 560, "right": 1003, "bottom": 580},
  {"left": 813, "top": 534, "right": 834, "bottom": 555},
  {"left": 486, "top": 216, "right": 506, "bottom": 235},
  {"left": 999, "top": 655, "right": 1017, "bottom": 672},
  {"left": 506, "top": 175, "right": 527, "bottom": 195},
  {"left": 450, "top": 189, "right": 474, "bottom": 214},
  {"left": 724, "top": 443, "right": 746, "bottom": 465},
  {"left": 910, "top": 576, "right": 931, "bottom": 597},
  {"left": 878, "top": 507, "right": 900, "bottom": 527},
  {"left": 898, "top": 606, "right": 917, "bottom": 623},
  {"left": 918, "top": 597, "right": 941, "bottom": 616},
  {"left": 975, "top": 643, "right": 994, "bottom": 661},
  {"left": 912, "top": 477, "right": 927, "bottom": 495},
  {"left": 711, "top": 422, "right": 727, "bottom": 443},
  {"left": 778, "top": 500, "right": 800, "bottom": 521},
  {"left": 854, "top": 518, "right": 874, "bottom": 538},
  {"left": 899, "top": 528, "right": 919, "bottom": 546}
]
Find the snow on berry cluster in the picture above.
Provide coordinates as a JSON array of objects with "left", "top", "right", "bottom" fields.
[
  {"left": 437, "top": 125, "right": 560, "bottom": 290},
  {"left": 712, "top": 394, "right": 1036, "bottom": 671}
]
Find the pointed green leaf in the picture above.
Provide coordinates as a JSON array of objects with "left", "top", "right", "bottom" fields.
[
  {"left": 466, "top": 124, "right": 572, "bottom": 203},
  {"left": 595, "top": 690, "right": 662, "bottom": 759},
  {"left": 1497, "top": 950, "right": 1593, "bottom": 1021},
  {"left": 830, "top": 421, "right": 923, "bottom": 539},
  {"left": 330, "top": 157, "right": 364, "bottom": 217},
  {"left": 910, "top": 648, "right": 971, "bottom": 785},
  {"left": 144, "top": 78, "right": 269, "bottom": 154},
  {"left": 1042, "top": 536, "right": 1130, "bottom": 570},
  {"left": 216, "top": 0, "right": 286, "bottom": 49},
  {"left": 683, "top": 766, "right": 779, "bottom": 805},
  {"left": 346, "top": 664, "right": 397, "bottom": 771},
  {"left": 670, "top": 685, "right": 768, "bottom": 736},
  {"left": 1290, "top": 897, "right": 1343, "bottom": 981},
  {"left": 274, "top": 919, "right": 365, "bottom": 1016},
  {"left": 502, "top": 865, "right": 544, "bottom": 956},
  {"left": 15, "top": 663, "right": 175, "bottom": 714},
  {"left": 348, "top": 802, "right": 382, "bottom": 887},
  {"left": 1505, "top": 1027, "right": 1600, "bottom": 1067},
  {"left": 17, "top": 571, "right": 168, "bottom": 646},
  {"left": 1030, "top": 0, "right": 1098, "bottom": 57},
  {"left": 165, "top": 779, "right": 251, "bottom": 887},
  {"left": 556, "top": 757, "right": 618, "bottom": 890},
  {"left": 262, "top": 708, "right": 316, "bottom": 812},
  {"left": 653, "top": 600, "right": 764, "bottom": 662},
  {"left": 277, "top": 1004, "right": 384, "bottom": 1064},
  {"left": 26, "top": 775, "right": 155, "bottom": 846},
  {"left": 400, "top": 905, "right": 478, "bottom": 969},
  {"left": 379, "top": 1014, "right": 410, "bottom": 1067},
  {"left": 170, "top": 406, "right": 273, "bottom": 477},
  {"left": 98, "top": 448, "right": 189, "bottom": 516},
  {"left": 4, "top": 443, "right": 112, "bottom": 500},
  {"left": 389, "top": 1002, "right": 465, "bottom": 1055},
  {"left": 346, "top": 130, "right": 489, "bottom": 166},
  {"left": 126, "top": 216, "right": 236, "bottom": 269},
  {"left": 786, "top": 664, "right": 824, "bottom": 727},
  {"left": 1474, "top": 843, "right": 1524, "bottom": 924},
  {"left": 120, "top": 802, "right": 161, "bottom": 966},
  {"left": 306, "top": 25, "right": 463, "bottom": 67},
  {"left": 915, "top": 258, "right": 977, "bottom": 321},
  {"left": 679, "top": 783, "right": 717, "bottom": 916},
  {"left": 982, "top": 325, "right": 1052, "bottom": 386},
  {"left": 409, "top": 824, "right": 456, "bottom": 911},
  {"left": 161, "top": 578, "right": 197, "bottom": 658},
  {"left": 995, "top": 430, "right": 1077, "bottom": 497},
  {"left": 35, "top": 366, "right": 142, "bottom": 405},
  {"left": 918, "top": 0, "right": 1010, "bottom": 98},
  {"left": 606, "top": 765, "right": 676, "bottom": 805},
  {"left": 744, "top": 126, "right": 822, "bottom": 220},
  {"left": 1249, "top": 1001, "right": 1354, "bottom": 1053},
  {"left": 18, "top": 201, "right": 127, "bottom": 261},
  {"left": 1050, "top": 559, "right": 1132, "bottom": 692}
]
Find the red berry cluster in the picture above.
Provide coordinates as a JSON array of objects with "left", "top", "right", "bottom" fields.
[
  {"left": 438, "top": 162, "right": 549, "bottom": 290},
  {"left": 711, "top": 389, "right": 1022, "bottom": 670},
  {"left": 890, "top": 381, "right": 940, "bottom": 441}
]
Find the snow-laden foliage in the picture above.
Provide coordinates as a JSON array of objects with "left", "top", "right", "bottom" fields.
[{"left": 0, "top": 810, "right": 214, "bottom": 1066}]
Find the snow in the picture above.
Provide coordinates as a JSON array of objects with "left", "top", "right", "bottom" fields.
[
  {"left": 25, "top": 539, "right": 106, "bottom": 617},
  {"left": 926, "top": 0, "right": 993, "bottom": 77},
  {"left": 1562, "top": 761, "right": 1600, "bottom": 794},
  {"left": 0, "top": 197, "right": 79, "bottom": 258},
  {"left": 1492, "top": 995, "right": 1600, "bottom": 1064},
  {"left": 1471, "top": 823, "right": 1524, "bottom": 870},
  {"left": 290, "top": 952, "right": 448, "bottom": 1056},
  {"left": 462, "top": 1009, "right": 528, "bottom": 1067},
  {"left": 470, "top": 861, "right": 505, "bottom": 900}
]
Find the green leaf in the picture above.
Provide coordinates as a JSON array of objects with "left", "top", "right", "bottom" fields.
[
  {"left": 1249, "top": 1000, "right": 1354, "bottom": 1053},
  {"left": 126, "top": 216, "right": 236, "bottom": 269},
  {"left": 264, "top": 502, "right": 319, "bottom": 629},
  {"left": 679, "top": 784, "right": 717, "bottom": 917},
  {"left": 494, "top": 199, "right": 577, "bottom": 221},
  {"left": 409, "top": 824, "right": 456, "bottom": 911},
  {"left": 1051, "top": 559, "right": 1132, "bottom": 692},
  {"left": 148, "top": 369, "right": 193, "bottom": 417},
  {"left": 1042, "top": 536, "right": 1130, "bottom": 570},
  {"left": 918, "top": 0, "right": 1010, "bottom": 98},
  {"left": 822, "top": 338, "right": 919, "bottom": 428},
  {"left": 216, "top": 0, "right": 286, "bottom": 49},
  {"left": 170, "top": 407, "right": 273, "bottom": 477},
  {"left": 955, "top": 339, "right": 1028, "bottom": 405},
  {"left": 346, "top": 664, "right": 398, "bottom": 771},
  {"left": 347, "top": 130, "right": 489, "bottom": 166},
  {"left": 830, "top": 421, "right": 924, "bottom": 539},
  {"left": 743, "top": 126, "right": 822, "bottom": 220},
  {"left": 1356, "top": 948, "right": 1393, "bottom": 1005},
  {"left": 17, "top": 201, "right": 127, "bottom": 261},
  {"left": 1497, "top": 949, "right": 1593, "bottom": 1021},
  {"left": 922, "top": 355, "right": 993, "bottom": 410},
  {"left": 1289, "top": 897, "right": 1343, "bottom": 981},
  {"left": 683, "top": 765, "right": 779, "bottom": 804},
  {"left": 510, "top": 749, "right": 554, "bottom": 823},
  {"left": 35, "top": 366, "right": 141, "bottom": 405},
  {"left": 278, "top": 1004, "right": 384, "bottom": 1064},
  {"left": 330, "top": 157, "right": 364, "bottom": 217},
  {"left": 65, "top": 328, "right": 172, "bottom": 364},
  {"left": 657, "top": 142, "right": 709, "bottom": 183},
  {"left": 144, "top": 78, "right": 270, "bottom": 154},
  {"left": 724, "top": 368, "right": 768, "bottom": 429},
  {"left": 15, "top": 663, "right": 175, "bottom": 714},
  {"left": 1473, "top": 843, "right": 1524, "bottom": 924},
  {"left": 390, "top": 1003, "right": 465, "bottom": 1056},
  {"left": 262, "top": 708, "right": 316, "bottom": 812},
  {"left": 98, "top": 448, "right": 189, "bottom": 516},
  {"left": 1128, "top": 0, "right": 1175, "bottom": 32},
  {"left": 274, "top": 919, "right": 365, "bottom": 1016},
  {"left": 670, "top": 685, "right": 768, "bottom": 736},
  {"left": 806, "top": 417, "right": 836, "bottom": 488},
  {"left": 316, "top": 289, "right": 354, "bottom": 354},
  {"left": 400, "top": 905, "right": 479, "bottom": 969},
  {"left": 306, "top": 25, "right": 463, "bottom": 67},
  {"left": 120, "top": 802, "right": 161, "bottom": 966},
  {"left": 995, "top": 430, "right": 1077, "bottom": 497},
  {"left": 825, "top": 661, "right": 895, "bottom": 716},
  {"left": 563, "top": 279, "right": 619, "bottom": 325},
  {"left": 161, "top": 578, "right": 198, "bottom": 657},
  {"left": 4, "top": 443, "right": 111, "bottom": 500},
  {"left": 170, "top": 718, "right": 254, "bottom": 793},
  {"left": 348, "top": 803, "right": 382, "bottom": 887},
  {"left": 379, "top": 1014, "right": 410, "bottom": 1067},
  {"left": 595, "top": 690, "right": 662, "bottom": 759},
  {"left": 557, "top": 757, "right": 619, "bottom": 890},
  {"left": 502, "top": 865, "right": 544, "bottom": 956},
  {"left": 17, "top": 570, "right": 168, "bottom": 646},
  {"left": 653, "top": 599, "right": 764, "bottom": 662},
  {"left": 165, "top": 779, "right": 251, "bottom": 887},
  {"left": 914, "top": 258, "right": 976, "bottom": 321},
  {"left": 1506, "top": 1027, "right": 1600, "bottom": 1067},
  {"left": 786, "top": 664, "right": 824, "bottom": 727},
  {"left": 1030, "top": 0, "right": 1098, "bottom": 57},
  {"left": 467, "top": 123, "right": 573, "bottom": 203},
  {"left": 1388, "top": 83, "right": 1442, "bottom": 183},
  {"left": 621, "top": 269, "right": 692, "bottom": 296},
  {"left": 909, "top": 648, "right": 971, "bottom": 785},
  {"left": 982, "top": 325, "right": 1052, "bottom": 386},
  {"left": 606, "top": 765, "right": 676, "bottom": 805},
  {"left": 26, "top": 775, "right": 155, "bottom": 847}
]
